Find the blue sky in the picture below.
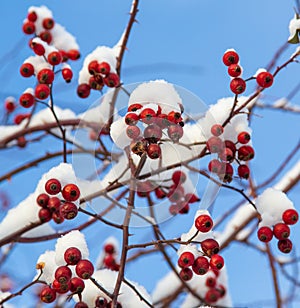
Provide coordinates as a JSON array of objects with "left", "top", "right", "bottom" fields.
[{"left": 0, "top": 1, "right": 299, "bottom": 307}]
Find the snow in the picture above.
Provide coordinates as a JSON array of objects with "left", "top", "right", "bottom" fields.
[
  {"left": 288, "top": 14, "right": 300, "bottom": 41},
  {"left": 253, "top": 68, "right": 267, "bottom": 77},
  {"left": 274, "top": 159, "right": 300, "bottom": 191},
  {"left": 35, "top": 250, "right": 56, "bottom": 284}
]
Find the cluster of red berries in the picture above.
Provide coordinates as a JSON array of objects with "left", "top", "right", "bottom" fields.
[
  {"left": 39, "top": 247, "right": 94, "bottom": 304},
  {"left": 223, "top": 49, "right": 274, "bottom": 95},
  {"left": 257, "top": 208, "right": 299, "bottom": 253},
  {"left": 101, "top": 242, "right": 120, "bottom": 271},
  {"left": 207, "top": 125, "right": 254, "bottom": 183},
  {"left": 36, "top": 178, "right": 80, "bottom": 224},
  {"left": 135, "top": 170, "right": 199, "bottom": 215},
  {"left": 2, "top": 97, "right": 32, "bottom": 126},
  {"left": 126, "top": 103, "right": 185, "bottom": 159},
  {"left": 77, "top": 60, "right": 120, "bottom": 99}
]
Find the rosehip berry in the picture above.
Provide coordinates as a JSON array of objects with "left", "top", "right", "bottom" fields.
[
  {"left": 238, "top": 145, "right": 255, "bottom": 161},
  {"left": 125, "top": 113, "right": 139, "bottom": 125},
  {"left": 75, "top": 259, "right": 94, "bottom": 279},
  {"left": 52, "top": 279, "right": 70, "bottom": 294},
  {"left": 17, "top": 136, "right": 27, "bottom": 148},
  {"left": 201, "top": 238, "right": 220, "bottom": 257},
  {"left": 64, "top": 247, "right": 82, "bottom": 265},
  {"left": 210, "top": 254, "right": 224, "bottom": 271},
  {"left": 206, "top": 136, "right": 224, "bottom": 153},
  {"left": 278, "top": 239, "right": 293, "bottom": 254},
  {"left": 19, "top": 92, "right": 35, "bottom": 108},
  {"left": 75, "top": 302, "right": 89, "bottom": 308},
  {"left": 62, "top": 183, "right": 80, "bottom": 201},
  {"left": 222, "top": 163, "right": 234, "bottom": 183},
  {"left": 237, "top": 131, "right": 251, "bottom": 144},
  {"left": 104, "top": 243, "right": 115, "bottom": 255},
  {"left": 38, "top": 208, "right": 52, "bottom": 223},
  {"left": 37, "top": 68, "right": 55, "bottom": 84},
  {"left": 59, "top": 50, "right": 69, "bottom": 62},
  {"left": 22, "top": 20, "right": 35, "bottom": 34},
  {"left": 126, "top": 125, "right": 141, "bottom": 139},
  {"left": 36, "top": 193, "right": 49, "bottom": 208},
  {"left": 77, "top": 83, "right": 91, "bottom": 98},
  {"left": 140, "top": 108, "right": 156, "bottom": 124},
  {"left": 178, "top": 202, "right": 190, "bottom": 214},
  {"left": 55, "top": 265, "right": 72, "bottom": 283},
  {"left": 225, "top": 140, "right": 236, "bottom": 155},
  {"left": 60, "top": 202, "right": 78, "bottom": 220},
  {"left": 147, "top": 143, "right": 161, "bottom": 159},
  {"left": 154, "top": 187, "right": 167, "bottom": 199},
  {"left": 208, "top": 159, "right": 224, "bottom": 174},
  {"left": 32, "top": 43, "right": 45, "bottom": 56},
  {"left": 89, "top": 76, "right": 104, "bottom": 90},
  {"left": 45, "top": 178, "right": 61, "bottom": 195},
  {"left": 178, "top": 251, "right": 195, "bottom": 268},
  {"left": 256, "top": 71, "right": 274, "bottom": 88},
  {"left": 282, "top": 209, "right": 299, "bottom": 225},
  {"left": 14, "top": 113, "right": 30, "bottom": 124},
  {"left": 167, "top": 111, "right": 182, "bottom": 124},
  {"left": 35, "top": 84, "right": 50, "bottom": 100},
  {"left": 167, "top": 124, "right": 183, "bottom": 142},
  {"left": 47, "top": 197, "right": 61, "bottom": 213},
  {"left": 95, "top": 296, "right": 108, "bottom": 308},
  {"left": 27, "top": 11, "right": 37, "bottom": 22},
  {"left": 167, "top": 185, "right": 184, "bottom": 203},
  {"left": 52, "top": 211, "right": 64, "bottom": 224},
  {"left": 211, "top": 124, "right": 224, "bottom": 137},
  {"left": 156, "top": 113, "right": 169, "bottom": 129},
  {"left": 20, "top": 63, "right": 35, "bottom": 78},
  {"left": 172, "top": 170, "right": 186, "bottom": 185},
  {"left": 104, "top": 73, "right": 120, "bottom": 87},
  {"left": 144, "top": 124, "right": 163, "bottom": 143},
  {"left": 206, "top": 276, "right": 217, "bottom": 288},
  {"left": 237, "top": 164, "right": 250, "bottom": 179},
  {"left": 88, "top": 60, "right": 100, "bottom": 75},
  {"left": 128, "top": 103, "right": 143, "bottom": 112},
  {"left": 217, "top": 284, "right": 226, "bottom": 298},
  {"left": 195, "top": 214, "right": 213, "bottom": 232},
  {"left": 230, "top": 77, "right": 246, "bottom": 94},
  {"left": 4, "top": 97, "right": 16, "bottom": 113},
  {"left": 47, "top": 51, "right": 62, "bottom": 66},
  {"left": 192, "top": 256, "right": 210, "bottom": 275},
  {"left": 179, "top": 267, "right": 193, "bottom": 281},
  {"left": 185, "top": 193, "right": 200, "bottom": 203},
  {"left": 273, "top": 223, "right": 290, "bottom": 240},
  {"left": 169, "top": 204, "right": 179, "bottom": 215},
  {"left": 228, "top": 63, "right": 242, "bottom": 77},
  {"left": 67, "top": 49, "right": 81, "bottom": 60},
  {"left": 218, "top": 147, "right": 234, "bottom": 163},
  {"left": 257, "top": 226, "right": 273, "bottom": 242},
  {"left": 70, "top": 277, "right": 85, "bottom": 293},
  {"left": 39, "top": 30, "right": 52, "bottom": 44},
  {"left": 205, "top": 288, "right": 220, "bottom": 303},
  {"left": 222, "top": 50, "right": 239, "bottom": 66},
  {"left": 103, "top": 254, "right": 117, "bottom": 268},
  {"left": 61, "top": 67, "right": 73, "bottom": 83},
  {"left": 98, "top": 62, "right": 111, "bottom": 75},
  {"left": 40, "top": 286, "right": 56, "bottom": 303},
  {"left": 42, "top": 18, "right": 55, "bottom": 30}
]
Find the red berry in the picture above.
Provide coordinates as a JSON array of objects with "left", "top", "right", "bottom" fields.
[
  {"left": 39, "top": 30, "right": 52, "bottom": 44},
  {"left": 205, "top": 276, "right": 217, "bottom": 288},
  {"left": 154, "top": 187, "right": 167, "bottom": 199},
  {"left": 103, "top": 254, "right": 117, "bottom": 269},
  {"left": 36, "top": 193, "right": 50, "bottom": 208},
  {"left": 192, "top": 256, "right": 210, "bottom": 275},
  {"left": 167, "top": 124, "right": 183, "bottom": 142},
  {"left": 179, "top": 267, "right": 193, "bottom": 281},
  {"left": 273, "top": 223, "right": 290, "bottom": 240},
  {"left": 104, "top": 243, "right": 115, "bottom": 255},
  {"left": 32, "top": 43, "right": 45, "bottom": 56},
  {"left": 14, "top": 113, "right": 30, "bottom": 124},
  {"left": 37, "top": 68, "right": 55, "bottom": 84},
  {"left": 144, "top": 124, "right": 163, "bottom": 143},
  {"left": 45, "top": 178, "right": 61, "bottom": 195},
  {"left": 60, "top": 202, "right": 78, "bottom": 220},
  {"left": 104, "top": 73, "right": 120, "bottom": 87},
  {"left": 4, "top": 98, "right": 16, "bottom": 113},
  {"left": 185, "top": 193, "right": 200, "bottom": 203},
  {"left": 98, "top": 62, "right": 111, "bottom": 75},
  {"left": 35, "top": 84, "right": 50, "bottom": 100},
  {"left": 62, "top": 67, "right": 73, "bottom": 83},
  {"left": 228, "top": 63, "right": 242, "bottom": 77},
  {"left": 238, "top": 145, "right": 255, "bottom": 161},
  {"left": 221, "top": 163, "right": 234, "bottom": 183},
  {"left": 67, "top": 49, "right": 81, "bottom": 60},
  {"left": 59, "top": 50, "right": 69, "bottom": 62},
  {"left": 205, "top": 288, "right": 220, "bottom": 303},
  {"left": 55, "top": 265, "right": 72, "bottom": 284},
  {"left": 237, "top": 131, "right": 251, "bottom": 144},
  {"left": 167, "top": 111, "right": 182, "bottom": 124},
  {"left": 222, "top": 50, "right": 239, "bottom": 66},
  {"left": 147, "top": 143, "right": 161, "bottom": 159},
  {"left": 125, "top": 113, "right": 139, "bottom": 125},
  {"left": 52, "top": 279, "right": 70, "bottom": 294},
  {"left": 218, "top": 147, "right": 234, "bottom": 163},
  {"left": 95, "top": 296, "right": 108, "bottom": 308},
  {"left": 238, "top": 164, "right": 250, "bottom": 179},
  {"left": 208, "top": 159, "right": 224, "bottom": 174},
  {"left": 38, "top": 208, "right": 52, "bottom": 222},
  {"left": 20, "top": 63, "right": 35, "bottom": 78},
  {"left": 64, "top": 247, "right": 82, "bottom": 265},
  {"left": 48, "top": 51, "right": 62, "bottom": 66},
  {"left": 172, "top": 171, "right": 186, "bottom": 186},
  {"left": 178, "top": 251, "right": 195, "bottom": 268},
  {"left": 75, "top": 260, "right": 94, "bottom": 279},
  {"left": 88, "top": 60, "right": 100, "bottom": 75},
  {"left": 17, "top": 136, "right": 27, "bottom": 148},
  {"left": 22, "top": 20, "right": 35, "bottom": 34},
  {"left": 27, "top": 11, "right": 37, "bottom": 22},
  {"left": 42, "top": 18, "right": 55, "bottom": 30},
  {"left": 62, "top": 184, "right": 80, "bottom": 201},
  {"left": 257, "top": 226, "right": 273, "bottom": 242},
  {"left": 167, "top": 185, "right": 184, "bottom": 203},
  {"left": 206, "top": 136, "right": 224, "bottom": 153},
  {"left": 89, "top": 76, "right": 104, "bottom": 90},
  {"left": 211, "top": 124, "right": 224, "bottom": 137},
  {"left": 77, "top": 83, "right": 91, "bottom": 98},
  {"left": 195, "top": 214, "right": 213, "bottom": 232},
  {"left": 201, "top": 238, "right": 220, "bottom": 257},
  {"left": 128, "top": 103, "right": 143, "bottom": 112},
  {"left": 140, "top": 108, "right": 156, "bottom": 124},
  {"left": 70, "top": 277, "right": 85, "bottom": 293},
  {"left": 230, "top": 78, "right": 246, "bottom": 95},
  {"left": 155, "top": 113, "right": 169, "bottom": 129},
  {"left": 75, "top": 302, "right": 89, "bottom": 308},
  {"left": 47, "top": 197, "right": 61, "bottom": 212},
  {"left": 282, "top": 209, "right": 299, "bottom": 225},
  {"left": 178, "top": 202, "right": 190, "bottom": 214},
  {"left": 210, "top": 254, "right": 224, "bottom": 271},
  {"left": 256, "top": 71, "right": 274, "bottom": 88},
  {"left": 52, "top": 211, "right": 64, "bottom": 224},
  {"left": 225, "top": 140, "right": 236, "bottom": 154},
  {"left": 126, "top": 125, "right": 141, "bottom": 139},
  {"left": 40, "top": 286, "right": 56, "bottom": 303},
  {"left": 277, "top": 239, "right": 293, "bottom": 253},
  {"left": 19, "top": 92, "right": 35, "bottom": 108}
]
